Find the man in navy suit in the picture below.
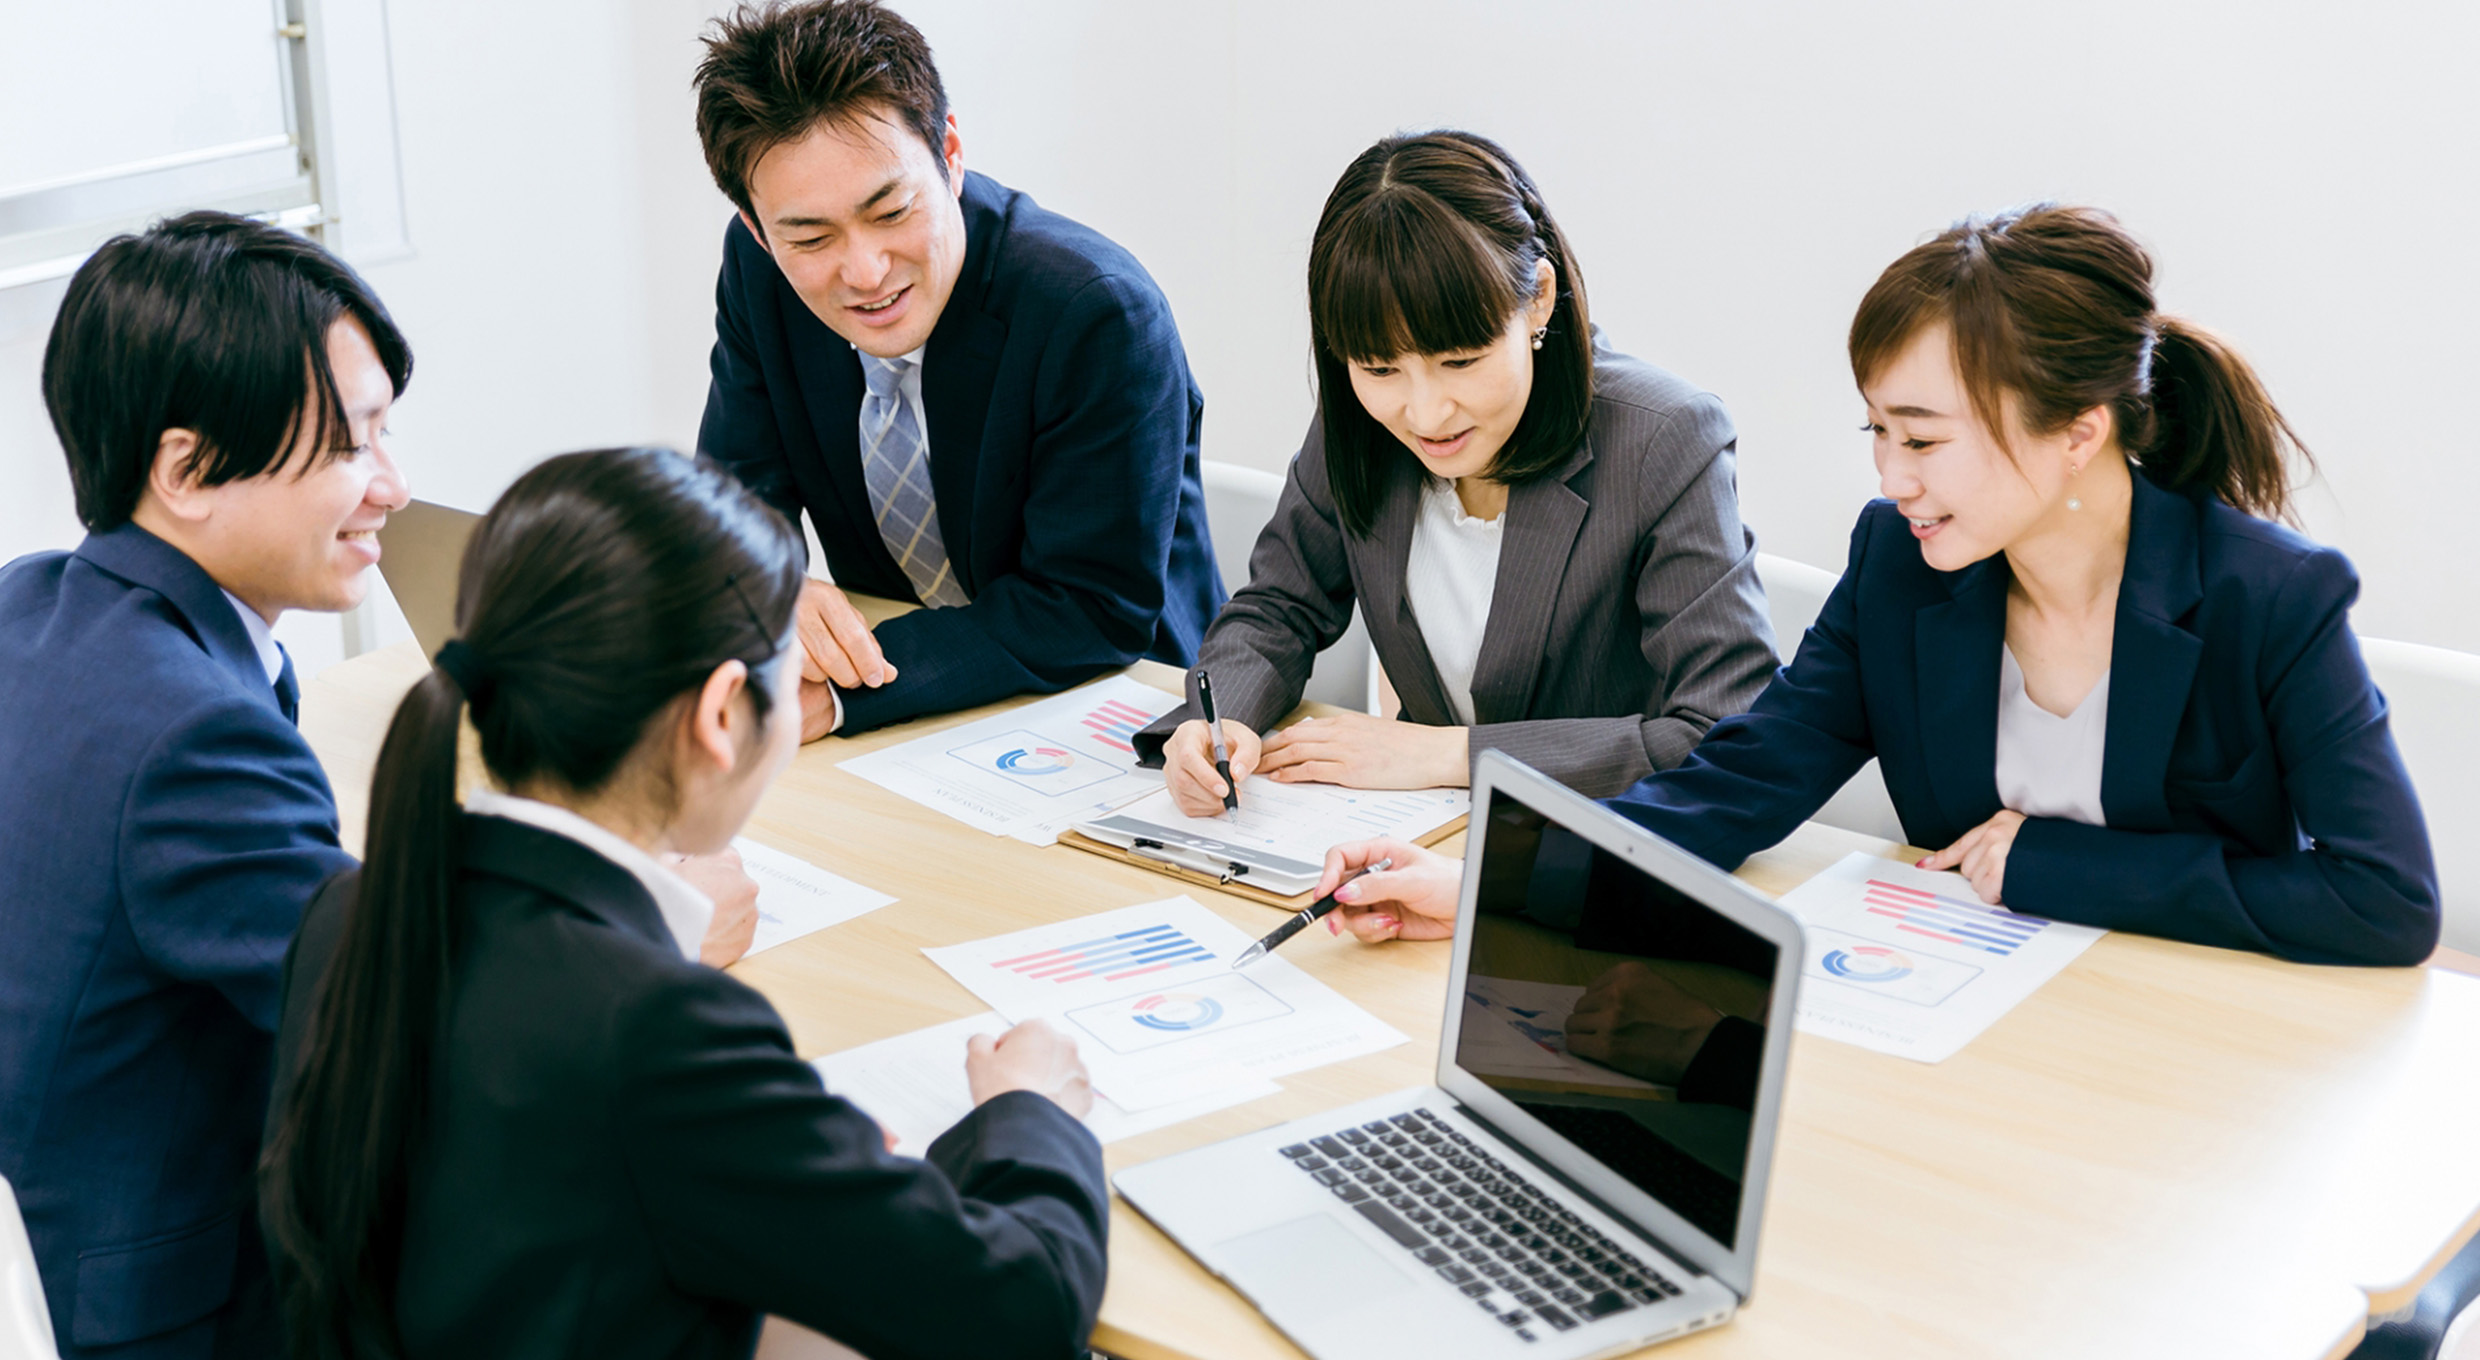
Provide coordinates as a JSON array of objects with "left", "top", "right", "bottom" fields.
[
  {"left": 0, "top": 214, "right": 411, "bottom": 1358},
  {"left": 692, "top": 0, "right": 1222, "bottom": 738}
]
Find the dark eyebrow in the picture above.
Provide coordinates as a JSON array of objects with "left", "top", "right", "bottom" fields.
[
  {"left": 1883, "top": 405, "right": 1949, "bottom": 419},
  {"left": 771, "top": 176, "right": 905, "bottom": 231}
]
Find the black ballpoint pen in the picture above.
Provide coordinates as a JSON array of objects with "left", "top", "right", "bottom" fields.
[
  {"left": 1232, "top": 858, "right": 1392, "bottom": 969},
  {"left": 1195, "top": 669, "right": 1239, "bottom": 816}
]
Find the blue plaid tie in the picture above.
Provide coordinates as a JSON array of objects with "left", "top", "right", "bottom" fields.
[{"left": 858, "top": 354, "right": 968, "bottom": 608}]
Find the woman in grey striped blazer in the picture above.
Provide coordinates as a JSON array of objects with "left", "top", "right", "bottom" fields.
[{"left": 1134, "top": 130, "right": 1778, "bottom": 805}]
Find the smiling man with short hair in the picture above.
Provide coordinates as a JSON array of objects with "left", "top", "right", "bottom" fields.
[
  {"left": 692, "top": 0, "right": 1223, "bottom": 738},
  {"left": 0, "top": 211, "right": 410, "bottom": 1359}
]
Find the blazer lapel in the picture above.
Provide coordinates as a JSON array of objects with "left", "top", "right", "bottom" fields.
[
  {"left": 1914, "top": 553, "right": 2009, "bottom": 833},
  {"left": 787, "top": 309, "right": 879, "bottom": 561},
  {"left": 1357, "top": 468, "right": 1457, "bottom": 723},
  {"left": 918, "top": 173, "right": 1016, "bottom": 596},
  {"left": 1468, "top": 443, "right": 1591, "bottom": 722},
  {"left": 2099, "top": 475, "right": 2204, "bottom": 830},
  {"left": 75, "top": 525, "right": 278, "bottom": 709}
]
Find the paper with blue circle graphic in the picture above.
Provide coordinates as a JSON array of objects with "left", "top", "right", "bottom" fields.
[
  {"left": 1774, "top": 852, "right": 2104, "bottom": 1062},
  {"left": 836, "top": 675, "right": 1182, "bottom": 845},
  {"left": 922, "top": 897, "right": 1407, "bottom": 1109}
]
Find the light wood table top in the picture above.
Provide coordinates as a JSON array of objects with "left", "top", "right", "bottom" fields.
[{"left": 301, "top": 640, "right": 2480, "bottom": 1360}]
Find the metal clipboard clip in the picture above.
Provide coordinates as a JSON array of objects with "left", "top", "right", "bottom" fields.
[{"left": 1130, "top": 837, "right": 1251, "bottom": 886}]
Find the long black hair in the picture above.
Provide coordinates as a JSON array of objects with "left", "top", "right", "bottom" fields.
[
  {"left": 259, "top": 447, "right": 803, "bottom": 1359},
  {"left": 1308, "top": 130, "right": 1594, "bottom": 536}
]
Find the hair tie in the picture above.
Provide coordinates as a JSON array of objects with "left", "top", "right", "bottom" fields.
[{"left": 434, "top": 639, "right": 495, "bottom": 706}]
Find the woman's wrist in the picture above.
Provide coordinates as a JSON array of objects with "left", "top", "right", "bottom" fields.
[{"left": 1439, "top": 726, "right": 1473, "bottom": 787}]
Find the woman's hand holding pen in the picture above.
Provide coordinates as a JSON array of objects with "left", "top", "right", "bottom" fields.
[
  {"left": 1163, "top": 717, "right": 1263, "bottom": 817},
  {"left": 1312, "top": 837, "right": 1463, "bottom": 943}
]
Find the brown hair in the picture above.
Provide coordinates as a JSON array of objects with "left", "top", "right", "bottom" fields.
[
  {"left": 1849, "top": 203, "right": 2313, "bottom": 522},
  {"left": 693, "top": 0, "right": 949, "bottom": 218},
  {"left": 1308, "top": 130, "right": 1593, "bottom": 536}
]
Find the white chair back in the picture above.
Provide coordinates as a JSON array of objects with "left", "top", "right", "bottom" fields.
[
  {"left": 0, "top": 1175, "right": 60, "bottom": 1360},
  {"left": 1198, "top": 460, "right": 1376, "bottom": 713},
  {"left": 2358, "top": 636, "right": 2480, "bottom": 955},
  {"left": 1752, "top": 552, "right": 1909, "bottom": 844}
]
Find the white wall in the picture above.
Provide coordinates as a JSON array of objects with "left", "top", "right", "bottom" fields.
[{"left": 5, "top": 0, "right": 2477, "bottom": 668}]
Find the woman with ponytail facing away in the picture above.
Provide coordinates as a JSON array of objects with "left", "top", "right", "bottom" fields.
[
  {"left": 260, "top": 448, "right": 1107, "bottom": 1359},
  {"left": 1319, "top": 205, "right": 2438, "bottom": 967}
]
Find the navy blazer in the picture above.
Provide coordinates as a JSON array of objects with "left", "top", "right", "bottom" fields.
[
  {"left": 268, "top": 816, "right": 1109, "bottom": 1359},
  {"left": 1604, "top": 471, "right": 2439, "bottom": 966},
  {"left": 699, "top": 170, "right": 1224, "bottom": 733},
  {"left": 0, "top": 525, "right": 351, "bottom": 1358}
]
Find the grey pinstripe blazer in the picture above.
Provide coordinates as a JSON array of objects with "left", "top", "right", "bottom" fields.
[{"left": 1132, "top": 335, "right": 1779, "bottom": 796}]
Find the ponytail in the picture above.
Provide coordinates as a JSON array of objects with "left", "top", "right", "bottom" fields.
[
  {"left": 2142, "top": 316, "right": 2315, "bottom": 523},
  {"left": 261, "top": 668, "right": 468, "bottom": 1360},
  {"left": 259, "top": 447, "right": 804, "bottom": 1359},
  {"left": 1850, "top": 204, "right": 2314, "bottom": 524}
]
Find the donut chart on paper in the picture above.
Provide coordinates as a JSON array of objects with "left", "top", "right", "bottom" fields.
[
  {"left": 1821, "top": 944, "right": 1915, "bottom": 983},
  {"left": 994, "top": 746, "right": 1076, "bottom": 774},
  {"left": 1129, "top": 993, "right": 1226, "bottom": 1031}
]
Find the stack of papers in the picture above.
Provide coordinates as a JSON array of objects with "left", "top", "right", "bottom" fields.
[
  {"left": 921, "top": 897, "right": 1406, "bottom": 1111},
  {"left": 836, "top": 676, "right": 1183, "bottom": 845},
  {"left": 1775, "top": 852, "right": 2105, "bottom": 1062},
  {"left": 812, "top": 1012, "right": 1281, "bottom": 1157},
  {"left": 1074, "top": 781, "right": 1470, "bottom": 895}
]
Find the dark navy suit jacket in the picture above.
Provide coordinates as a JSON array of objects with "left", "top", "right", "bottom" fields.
[
  {"left": 0, "top": 525, "right": 352, "bottom": 1357},
  {"left": 269, "top": 817, "right": 1109, "bottom": 1359},
  {"left": 699, "top": 170, "right": 1223, "bottom": 733},
  {"left": 1605, "top": 472, "right": 2439, "bottom": 966}
]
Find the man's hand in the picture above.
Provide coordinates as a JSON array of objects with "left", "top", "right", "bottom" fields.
[
  {"left": 1314, "top": 837, "right": 1464, "bottom": 943},
  {"left": 672, "top": 847, "right": 759, "bottom": 968},
  {"left": 795, "top": 578, "right": 895, "bottom": 743},
  {"left": 965, "top": 1018, "right": 1095, "bottom": 1119},
  {"left": 1258, "top": 713, "right": 1469, "bottom": 790},
  {"left": 1918, "top": 808, "right": 2026, "bottom": 905},
  {"left": 1563, "top": 961, "right": 1724, "bottom": 1086},
  {"left": 1162, "top": 717, "right": 1264, "bottom": 817}
]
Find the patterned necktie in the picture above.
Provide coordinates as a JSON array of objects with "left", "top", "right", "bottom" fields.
[
  {"left": 858, "top": 354, "right": 968, "bottom": 608},
  {"left": 275, "top": 645, "right": 300, "bottom": 726}
]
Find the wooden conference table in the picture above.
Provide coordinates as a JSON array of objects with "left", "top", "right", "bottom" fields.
[{"left": 300, "top": 632, "right": 2480, "bottom": 1360}]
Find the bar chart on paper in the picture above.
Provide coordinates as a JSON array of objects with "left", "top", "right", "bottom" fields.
[
  {"left": 923, "top": 898, "right": 1407, "bottom": 1107},
  {"left": 1776, "top": 853, "right": 2104, "bottom": 1062},
  {"left": 989, "top": 923, "right": 1217, "bottom": 986}
]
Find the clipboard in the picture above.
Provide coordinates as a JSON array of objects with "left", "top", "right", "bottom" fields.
[{"left": 1060, "top": 807, "right": 1467, "bottom": 910}]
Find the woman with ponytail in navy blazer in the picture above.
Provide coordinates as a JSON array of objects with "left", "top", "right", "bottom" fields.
[{"left": 1313, "top": 205, "right": 2437, "bottom": 968}]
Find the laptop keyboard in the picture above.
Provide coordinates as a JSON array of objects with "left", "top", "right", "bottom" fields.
[{"left": 1280, "top": 1106, "right": 1685, "bottom": 1344}]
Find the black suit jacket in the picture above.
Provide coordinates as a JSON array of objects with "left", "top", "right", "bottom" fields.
[
  {"left": 1606, "top": 471, "right": 2440, "bottom": 966},
  {"left": 266, "top": 816, "right": 1108, "bottom": 1359},
  {"left": 699, "top": 170, "right": 1223, "bottom": 733}
]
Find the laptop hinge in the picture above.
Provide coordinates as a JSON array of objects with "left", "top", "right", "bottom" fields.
[{"left": 1448, "top": 1099, "right": 1732, "bottom": 1299}]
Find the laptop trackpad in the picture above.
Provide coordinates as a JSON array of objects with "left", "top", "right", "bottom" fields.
[{"left": 1216, "top": 1214, "right": 1418, "bottom": 1325}]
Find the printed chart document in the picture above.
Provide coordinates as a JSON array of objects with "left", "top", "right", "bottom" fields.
[
  {"left": 1775, "top": 852, "right": 2104, "bottom": 1062},
  {"left": 837, "top": 676, "right": 1181, "bottom": 845},
  {"left": 732, "top": 837, "right": 896, "bottom": 955},
  {"left": 921, "top": 897, "right": 1406, "bottom": 1109},
  {"left": 1072, "top": 781, "right": 1469, "bottom": 895},
  {"left": 812, "top": 1012, "right": 1281, "bottom": 1157}
]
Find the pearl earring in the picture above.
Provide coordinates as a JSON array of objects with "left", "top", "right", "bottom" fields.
[
  {"left": 1530, "top": 326, "right": 1547, "bottom": 351},
  {"left": 2066, "top": 464, "right": 2083, "bottom": 512}
]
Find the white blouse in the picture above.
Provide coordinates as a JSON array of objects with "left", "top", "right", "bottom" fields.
[
  {"left": 1402, "top": 477, "right": 1505, "bottom": 726},
  {"left": 1993, "top": 645, "right": 2110, "bottom": 827}
]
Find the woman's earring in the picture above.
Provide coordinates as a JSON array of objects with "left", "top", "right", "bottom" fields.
[
  {"left": 2066, "top": 466, "right": 2083, "bottom": 512},
  {"left": 1530, "top": 326, "right": 1548, "bottom": 351}
]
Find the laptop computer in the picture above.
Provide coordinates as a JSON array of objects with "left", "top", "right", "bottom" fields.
[
  {"left": 1115, "top": 750, "right": 1805, "bottom": 1358},
  {"left": 374, "top": 498, "right": 480, "bottom": 655}
]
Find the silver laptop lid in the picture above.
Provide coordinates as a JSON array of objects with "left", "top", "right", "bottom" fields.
[
  {"left": 374, "top": 499, "right": 480, "bottom": 656},
  {"left": 1436, "top": 752, "right": 1805, "bottom": 1302}
]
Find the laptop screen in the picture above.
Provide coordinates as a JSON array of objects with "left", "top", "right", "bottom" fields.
[{"left": 1451, "top": 787, "right": 1780, "bottom": 1250}]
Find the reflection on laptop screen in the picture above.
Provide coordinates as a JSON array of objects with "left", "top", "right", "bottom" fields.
[{"left": 1455, "top": 788, "right": 1778, "bottom": 1249}]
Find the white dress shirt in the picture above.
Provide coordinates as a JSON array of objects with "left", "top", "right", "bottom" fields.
[
  {"left": 220, "top": 589, "right": 284, "bottom": 685},
  {"left": 1994, "top": 645, "right": 2110, "bottom": 827},
  {"left": 462, "top": 790, "right": 714, "bottom": 960},
  {"left": 1403, "top": 477, "right": 1505, "bottom": 727}
]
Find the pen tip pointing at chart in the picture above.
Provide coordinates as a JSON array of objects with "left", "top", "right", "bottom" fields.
[{"left": 1231, "top": 945, "right": 1261, "bottom": 971}]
